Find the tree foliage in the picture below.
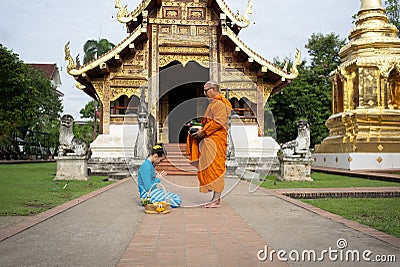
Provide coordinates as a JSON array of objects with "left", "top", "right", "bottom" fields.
[
  {"left": 72, "top": 100, "right": 100, "bottom": 146},
  {"left": 268, "top": 33, "right": 346, "bottom": 148},
  {"left": 80, "top": 100, "right": 99, "bottom": 119},
  {"left": 385, "top": 0, "right": 400, "bottom": 33},
  {"left": 73, "top": 123, "right": 95, "bottom": 147},
  {"left": 0, "top": 44, "right": 62, "bottom": 148},
  {"left": 83, "top": 39, "right": 115, "bottom": 64}
]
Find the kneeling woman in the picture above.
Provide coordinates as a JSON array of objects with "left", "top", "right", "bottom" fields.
[{"left": 137, "top": 144, "right": 182, "bottom": 208}]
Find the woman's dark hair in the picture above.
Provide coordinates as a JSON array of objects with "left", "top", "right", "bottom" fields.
[{"left": 151, "top": 143, "right": 166, "bottom": 157}]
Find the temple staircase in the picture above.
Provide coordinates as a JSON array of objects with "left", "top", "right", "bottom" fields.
[{"left": 156, "top": 143, "right": 197, "bottom": 176}]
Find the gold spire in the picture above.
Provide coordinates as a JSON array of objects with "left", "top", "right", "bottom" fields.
[
  {"left": 360, "top": 0, "right": 384, "bottom": 11},
  {"left": 341, "top": 0, "right": 399, "bottom": 60}
]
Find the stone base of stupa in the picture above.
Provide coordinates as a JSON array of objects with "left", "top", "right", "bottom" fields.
[
  {"left": 312, "top": 152, "right": 400, "bottom": 170},
  {"left": 314, "top": 109, "right": 400, "bottom": 170}
]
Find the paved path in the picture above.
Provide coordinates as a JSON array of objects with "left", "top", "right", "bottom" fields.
[
  {"left": 0, "top": 179, "right": 144, "bottom": 267},
  {"left": 0, "top": 176, "right": 399, "bottom": 266}
]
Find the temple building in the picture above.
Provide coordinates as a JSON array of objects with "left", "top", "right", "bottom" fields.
[
  {"left": 64, "top": 0, "right": 300, "bottom": 174},
  {"left": 314, "top": 0, "right": 400, "bottom": 170}
]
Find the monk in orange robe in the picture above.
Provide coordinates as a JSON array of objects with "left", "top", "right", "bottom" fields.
[{"left": 186, "top": 81, "right": 232, "bottom": 208}]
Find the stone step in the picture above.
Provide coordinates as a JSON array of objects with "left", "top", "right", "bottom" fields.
[
  {"left": 107, "top": 172, "right": 131, "bottom": 181},
  {"left": 160, "top": 169, "right": 196, "bottom": 176},
  {"left": 156, "top": 162, "right": 197, "bottom": 175},
  {"left": 157, "top": 143, "right": 196, "bottom": 176}
]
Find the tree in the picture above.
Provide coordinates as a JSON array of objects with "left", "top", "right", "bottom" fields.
[
  {"left": 0, "top": 45, "right": 25, "bottom": 146},
  {"left": 73, "top": 123, "right": 95, "bottom": 147},
  {"left": 83, "top": 39, "right": 115, "bottom": 64},
  {"left": 268, "top": 33, "right": 346, "bottom": 147},
  {"left": 385, "top": 0, "right": 400, "bottom": 33},
  {"left": 80, "top": 100, "right": 99, "bottom": 119},
  {"left": 70, "top": 100, "right": 101, "bottom": 146},
  {"left": 0, "top": 44, "right": 62, "bottom": 149},
  {"left": 306, "top": 33, "right": 344, "bottom": 78},
  {"left": 80, "top": 100, "right": 100, "bottom": 139}
]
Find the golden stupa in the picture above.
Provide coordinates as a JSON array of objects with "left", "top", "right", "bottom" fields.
[{"left": 314, "top": 0, "right": 400, "bottom": 170}]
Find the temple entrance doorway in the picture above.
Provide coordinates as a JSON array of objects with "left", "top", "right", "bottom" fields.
[{"left": 159, "top": 61, "right": 209, "bottom": 143}]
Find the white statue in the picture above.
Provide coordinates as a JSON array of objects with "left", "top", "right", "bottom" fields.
[
  {"left": 58, "top": 114, "right": 88, "bottom": 157},
  {"left": 281, "top": 120, "right": 311, "bottom": 158}
]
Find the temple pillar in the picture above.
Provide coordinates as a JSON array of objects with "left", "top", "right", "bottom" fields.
[
  {"left": 257, "top": 84, "right": 265, "bottom": 137},
  {"left": 103, "top": 78, "right": 111, "bottom": 134},
  {"left": 209, "top": 27, "right": 219, "bottom": 81},
  {"left": 93, "top": 80, "right": 110, "bottom": 135},
  {"left": 150, "top": 24, "right": 159, "bottom": 142}
]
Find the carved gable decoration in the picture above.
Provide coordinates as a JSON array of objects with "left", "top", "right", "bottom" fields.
[
  {"left": 160, "top": 25, "right": 171, "bottom": 34},
  {"left": 188, "top": 7, "right": 206, "bottom": 20},
  {"left": 178, "top": 26, "right": 190, "bottom": 34},
  {"left": 197, "top": 26, "right": 208, "bottom": 35},
  {"left": 163, "top": 7, "right": 180, "bottom": 19}
]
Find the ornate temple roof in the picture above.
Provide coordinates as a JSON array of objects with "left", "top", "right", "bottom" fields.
[
  {"left": 65, "top": 25, "right": 299, "bottom": 94},
  {"left": 65, "top": 0, "right": 299, "bottom": 97},
  {"left": 65, "top": 26, "right": 145, "bottom": 76},
  {"left": 221, "top": 24, "right": 299, "bottom": 81},
  {"left": 116, "top": 0, "right": 253, "bottom": 33}
]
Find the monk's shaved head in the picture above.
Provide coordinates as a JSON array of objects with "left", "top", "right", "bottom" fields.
[{"left": 205, "top": 81, "right": 220, "bottom": 91}]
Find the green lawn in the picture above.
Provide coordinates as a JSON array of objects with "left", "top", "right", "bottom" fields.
[
  {"left": 261, "top": 172, "right": 400, "bottom": 189},
  {"left": 261, "top": 172, "right": 400, "bottom": 237},
  {"left": 302, "top": 198, "right": 400, "bottom": 238},
  {"left": 0, "top": 163, "right": 111, "bottom": 215}
]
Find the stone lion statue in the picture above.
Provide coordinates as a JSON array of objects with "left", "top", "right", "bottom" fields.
[
  {"left": 58, "top": 114, "right": 88, "bottom": 157},
  {"left": 281, "top": 120, "right": 311, "bottom": 157}
]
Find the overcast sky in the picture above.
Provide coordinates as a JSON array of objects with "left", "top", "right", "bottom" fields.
[{"left": 1, "top": 0, "right": 361, "bottom": 119}]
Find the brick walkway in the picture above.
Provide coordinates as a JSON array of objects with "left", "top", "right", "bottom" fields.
[{"left": 117, "top": 205, "right": 287, "bottom": 267}]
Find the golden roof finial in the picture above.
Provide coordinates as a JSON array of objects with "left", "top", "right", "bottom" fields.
[
  {"left": 64, "top": 41, "right": 76, "bottom": 75},
  {"left": 241, "top": 0, "right": 253, "bottom": 24},
  {"left": 288, "top": 48, "right": 301, "bottom": 79},
  {"left": 115, "top": 0, "right": 133, "bottom": 23}
]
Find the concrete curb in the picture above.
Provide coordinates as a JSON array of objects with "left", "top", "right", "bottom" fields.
[
  {"left": 273, "top": 186, "right": 400, "bottom": 199},
  {"left": 0, "top": 178, "right": 130, "bottom": 242}
]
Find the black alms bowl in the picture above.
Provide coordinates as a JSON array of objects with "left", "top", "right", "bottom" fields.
[{"left": 189, "top": 127, "right": 199, "bottom": 134}]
